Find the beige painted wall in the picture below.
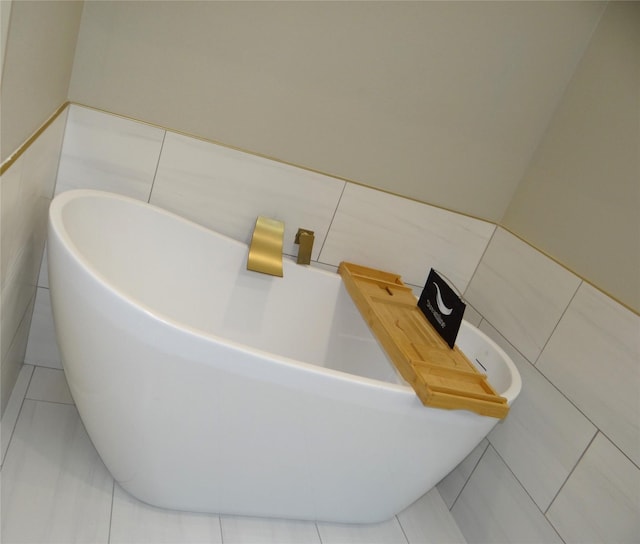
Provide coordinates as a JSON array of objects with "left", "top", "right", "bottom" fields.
[
  {"left": 0, "top": 0, "right": 83, "bottom": 163},
  {"left": 503, "top": 1, "right": 640, "bottom": 312},
  {"left": 68, "top": 1, "right": 604, "bottom": 222}
]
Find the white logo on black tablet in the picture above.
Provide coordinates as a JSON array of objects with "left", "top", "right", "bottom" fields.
[{"left": 433, "top": 283, "right": 453, "bottom": 316}]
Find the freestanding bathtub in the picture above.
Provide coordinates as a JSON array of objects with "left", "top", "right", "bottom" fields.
[{"left": 48, "top": 189, "right": 521, "bottom": 523}]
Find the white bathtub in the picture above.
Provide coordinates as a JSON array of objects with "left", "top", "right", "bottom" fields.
[{"left": 47, "top": 189, "right": 521, "bottom": 523}]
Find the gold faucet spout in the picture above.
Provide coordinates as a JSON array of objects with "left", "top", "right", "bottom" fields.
[
  {"left": 247, "top": 216, "right": 284, "bottom": 277},
  {"left": 295, "top": 228, "right": 315, "bottom": 265}
]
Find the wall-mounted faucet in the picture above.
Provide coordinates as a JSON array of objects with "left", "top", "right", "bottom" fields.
[
  {"left": 247, "top": 216, "right": 284, "bottom": 277},
  {"left": 295, "top": 228, "right": 314, "bottom": 265}
]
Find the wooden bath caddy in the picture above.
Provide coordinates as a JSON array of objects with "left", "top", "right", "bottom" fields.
[{"left": 339, "top": 262, "right": 509, "bottom": 419}]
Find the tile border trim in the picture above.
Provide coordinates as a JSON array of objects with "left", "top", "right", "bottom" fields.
[{"left": 0, "top": 101, "right": 70, "bottom": 175}]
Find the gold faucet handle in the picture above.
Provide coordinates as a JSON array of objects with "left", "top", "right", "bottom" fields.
[{"left": 295, "top": 228, "right": 315, "bottom": 265}]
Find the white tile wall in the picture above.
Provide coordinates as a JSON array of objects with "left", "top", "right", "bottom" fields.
[
  {"left": 452, "top": 447, "right": 564, "bottom": 543},
  {"left": 446, "top": 228, "right": 639, "bottom": 543},
  {"left": 481, "top": 321, "right": 597, "bottom": 511},
  {"left": 0, "top": 364, "right": 34, "bottom": 465},
  {"left": 55, "top": 105, "right": 165, "bottom": 199},
  {"left": 150, "top": 131, "right": 345, "bottom": 258},
  {"left": 464, "top": 228, "right": 582, "bottom": 362},
  {"left": 0, "top": 294, "right": 34, "bottom": 416},
  {"left": 320, "top": 183, "right": 496, "bottom": 292},
  {"left": 1, "top": 114, "right": 65, "bottom": 363},
  {"left": 1, "top": 106, "right": 66, "bottom": 414},
  {"left": 0, "top": 160, "right": 34, "bottom": 393},
  {"left": 547, "top": 433, "right": 640, "bottom": 544},
  {"left": 537, "top": 282, "right": 640, "bottom": 466}
]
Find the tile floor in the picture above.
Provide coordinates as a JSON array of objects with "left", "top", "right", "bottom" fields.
[{"left": 1, "top": 365, "right": 467, "bottom": 544}]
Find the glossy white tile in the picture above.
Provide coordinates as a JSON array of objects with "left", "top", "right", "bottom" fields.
[
  {"left": 397, "top": 488, "right": 467, "bottom": 543},
  {"left": 1, "top": 400, "right": 113, "bottom": 543},
  {"left": 24, "top": 287, "right": 62, "bottom": 369},
  {"left": 221, "top": 515, "right": 320, "bottom": 544},
  {"left": 547, "top": 433, "right": 640, "bottom": 544},
  {"left": 0, "top": 295, "right": 34, "bottom": 416},
  {"left": 55, "top": 105, "right": 165, "bottom": 200},
  {"left": 452, "top": 447, "right": 563, "bottom": 544},
  {"left": 316, "top": 516, "right": 408, "bottom": 544},
  {"left": 464, "top": 228, "right": 581, "bottom": 362},
  {"left": 1, "top": 364, "right": 34, "bottom": 465},
  {"left": 26, "top": 367, "right": 73, "bottom": 405},
  {"left": 111, "top": 483, "right": 222, "bottom": 544},
  {"left": 537, "top": 282, "right": 640, "bottom": 466},
  {"left": 1, "top": 166, "right": 29, "bottom": 375},
  {"left": 38, "top": 243, "right": 49, "bottom": 288},
  {"left": 480, "top": 321, "right": 597, "bottom": 511},
  {"left": 436, "top": 439, "right": 488, "bottom": 509},
  {"left": 1, "top": 172, "right": 43, "bottom": 364},
  {"left": 0, "top": 237, "right": 38, "bottom": 367},
  {"left": 320, "top": 184, "right": 495, "bottom": 292},
  {"left": 150, "top": 132, "right": 345, "bottom": 258}
]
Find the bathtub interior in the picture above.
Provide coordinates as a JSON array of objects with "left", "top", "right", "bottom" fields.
[{"left": 54, "top": 190, "right": 518, "bottom": 398}]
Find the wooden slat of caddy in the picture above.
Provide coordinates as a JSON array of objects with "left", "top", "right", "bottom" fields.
[{"left": 339, "top": 262, "right": 509, "bottom": 419}]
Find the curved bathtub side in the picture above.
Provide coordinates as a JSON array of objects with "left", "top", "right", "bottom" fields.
[{"left": 47, "top": 192, "right": 503, "bottom": 523}]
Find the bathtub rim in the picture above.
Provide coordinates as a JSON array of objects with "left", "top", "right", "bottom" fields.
[{"left": 48, "top": 188, "right": 521, "bottom": 406}]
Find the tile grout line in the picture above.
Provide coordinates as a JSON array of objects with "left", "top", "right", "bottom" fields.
[
  {"left": 147, "top": 130, "right": 167, "bottom": 204},
  {"left": 477, "top": 309, "right": 621, "bottom": 471},
  {"left": 1, "top": 365, "right": 36, "bottom": 468},
  {"left": 394, "top": 513, "right": 411, "bottom": 544},
  {"left": 218, "top": 514, "right": 224, "bottom": 544},
  {"left": 316, "top": 182, "right": 347, "bottom": 262},
  {"left": 543, "top": 430, "right": 599, "bottom": 519},
  {"left": 532, "top": 279, "right": 583, "bottom": 367},
  {"left": 596, "top": 429, "right": 639, "bottom": 470},
  {"left": 24, "top": 397, "right": 74, "bottom": 408},
  {"left": 107, "top": 479, "right": 115, "bottom": 544},
  {"left": 448, "top": 440, "right": 490, "bottom": 512},
  {"left": 478, "top": 314, "right": 533, "bottom": 370},
  {"left": 3, "top": 290, "right": 38, "bottom": 382},
  {"left": 487, "top": 444, "right": 568, "bottom": 544},
  {"left": 462, "top": 223, "right": 498, "bottom": 300}
]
